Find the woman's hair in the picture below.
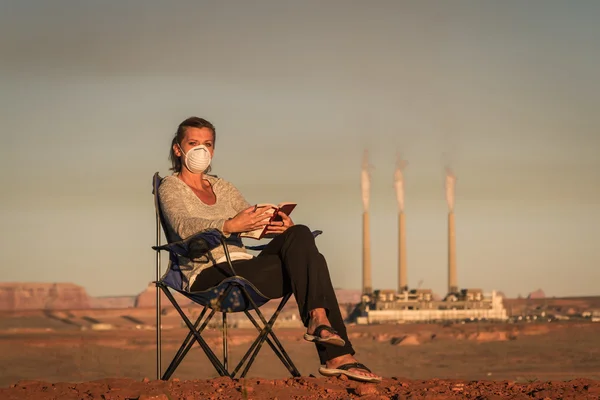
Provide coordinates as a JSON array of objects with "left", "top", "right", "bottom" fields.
[{"left": 169, "top": 117, "right": 216, "bottom": 173}]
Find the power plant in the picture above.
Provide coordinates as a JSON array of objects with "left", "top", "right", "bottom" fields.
[{"left": 356, "top": 154, "right": 507, "bottom": 324}]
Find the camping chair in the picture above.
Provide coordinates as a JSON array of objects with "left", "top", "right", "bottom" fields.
[{"left": 151, "top": 172, "right": 321, "bottom": 380}]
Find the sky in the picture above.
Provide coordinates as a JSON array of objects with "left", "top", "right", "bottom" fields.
[{"left": 1, "top": 0, "right": 599, "bottom": 298}]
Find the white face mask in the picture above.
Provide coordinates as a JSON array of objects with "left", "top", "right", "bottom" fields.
[{"left": 179, "top": 144, "right": 212, "bottom": 174}]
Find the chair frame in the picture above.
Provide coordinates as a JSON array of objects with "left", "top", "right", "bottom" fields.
[{"left": 152, "top": 172, "right": 301, "bottom": 380}]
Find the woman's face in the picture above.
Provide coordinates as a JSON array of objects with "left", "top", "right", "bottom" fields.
[{"left": 173, "top": 127, "right": 215, "bottom": 160}]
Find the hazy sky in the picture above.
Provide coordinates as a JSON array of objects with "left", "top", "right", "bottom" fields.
[{"left": 1, "top": 0, "right": 599, "bottom": 298}]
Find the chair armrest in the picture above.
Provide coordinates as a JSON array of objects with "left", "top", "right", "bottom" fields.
[
  {"left": 152, "top": 229, "right": 224, "bottom": 259},
  {"left": 245, "top": 229, "right": 323, "bottom": 251}
]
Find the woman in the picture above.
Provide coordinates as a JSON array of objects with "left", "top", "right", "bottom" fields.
[{"left": 158, "top": 116, "right": 381, "bottom": 383}]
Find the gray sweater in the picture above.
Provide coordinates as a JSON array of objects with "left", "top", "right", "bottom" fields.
[{"left": 158, "top": 174, "right": 251, "bottom": 290}]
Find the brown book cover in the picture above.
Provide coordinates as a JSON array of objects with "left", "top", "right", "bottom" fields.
[{"left": 240, "top": 202, "right": 297, "bottom": 240}]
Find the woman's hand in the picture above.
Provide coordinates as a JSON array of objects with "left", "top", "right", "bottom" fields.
[
  {"left": 223, "top": 206, "right": 273, "bottom": 234},
  {"left": 264, "top": 211, "right": 294, "bottom": 235}
]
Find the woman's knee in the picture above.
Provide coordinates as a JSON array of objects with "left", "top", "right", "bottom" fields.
[
  {"left": 287, "top": 224, "right": 313, "bottom": 240},
  {"left": 283, "top": 225, "right": 317, "bottom": 253}
]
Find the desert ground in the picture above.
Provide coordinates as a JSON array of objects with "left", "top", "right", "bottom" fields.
[{"left": 1, "top": 307, "right": 600, "bottom": 399}]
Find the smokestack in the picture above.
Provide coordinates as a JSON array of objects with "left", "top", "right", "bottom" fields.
[
  {"left": 395, "top": 156, "right": 408, "bottom": 293},
  {"left": 448, "top": 211, "right": 457, "bottom": 294},
  {"left": 361, "top": 150, "right": 372, "bottom": 294},
  {"left": 398, "top": 212, "right": 408, "bottom": 292},
  {"left": 362, "top": 211, "right": 372, "bottom": 294},
  {"left": 445, "top": 169, "right": 458, "bottom": 294}
]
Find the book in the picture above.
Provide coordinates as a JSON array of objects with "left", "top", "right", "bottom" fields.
[{"left": 239, "top": 202, "right": 297, "bottom": 240}]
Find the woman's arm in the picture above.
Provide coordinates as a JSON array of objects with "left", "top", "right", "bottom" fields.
[
  {"left": 223, "top": 180, "right": 252, "bottom": 213},
  {"left": 221, "top": 180, "right": 251, "bottom": 235}
]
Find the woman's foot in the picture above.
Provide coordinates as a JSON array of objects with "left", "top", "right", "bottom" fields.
[
  {"left": 306, "top": 309, "right": 339, "bottom": 339},
  {"left": 304, "top": 308, "right": 345, "bottom": 346},
  {"left": 321, "top": 354, "right": 382, "bottom": 382}
]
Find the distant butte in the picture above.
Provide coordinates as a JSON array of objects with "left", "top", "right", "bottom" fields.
[{"left": 0, "top": 282, "right": 90, "bottom": 311}]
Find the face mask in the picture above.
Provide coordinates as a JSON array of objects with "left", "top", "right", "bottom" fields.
[{"left": 179, "top": 144, "right": 212, "bottom": 174}]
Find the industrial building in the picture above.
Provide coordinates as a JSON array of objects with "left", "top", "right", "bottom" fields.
[{"left": 356, "top": 156, "right": 508, "bottom": 324}]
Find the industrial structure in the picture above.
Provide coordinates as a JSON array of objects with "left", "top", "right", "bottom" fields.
[
  {"left": 446, "top": 170, "right": 459, "bottom": 295},
  {"left": 360, "top": 150, "right": 373, "bottom": 295},
  {"left": 357, "top": 158, "right": 508, "bottom": 324},
  {"left": 395, "top": 157, "right": 408, "bottom": 294},
  {"left": 356, "top": 288, "right": 507, "bottom": 324}
]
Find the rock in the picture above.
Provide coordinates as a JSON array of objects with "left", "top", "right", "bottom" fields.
[
  {"left": 139, "top": 394, "right": 169, "bottom": 400},
  {"left": 527, "top": 289, "right": 545, "bottom": 299},
  {"left": 452, "top": 386, "right": 464, "bottom": 392},
  {"left": 211, "top": 376, "right": 232, "bottom": 387},
  {"left": 103, "top": 389, "right": 143, "bottom": 400},
  {"left": 89, "top": 295, "right": 135, "bottom": 309},
  {"left": 470, "top": 332, "right": 509, "bottom": 342},
  {"left": 134, "top": 283, "right": 194, "bottom": 308},
  {"left": 90, "top": 323, "right": 114, "bottom": 331},
  {"left": 13, "top": 380, "right": 50, "bottom": 388},
  {"left": 238, "top": 385, "right": 254, "bottom": 394},
  {"left": 373, "top": 333, "right": 391, "bottom": 342},
  {"left": 0, "top": 283, "right": 91, "bottom": 310},
  {"left": 391, "top": 334, "right": 420, "bottom": 346},
  {"left": 255, "top": 379, "right": 273, "bottom": 385},
  {"left": 356, "top": 384, "right": 379, "bottom": 396}
]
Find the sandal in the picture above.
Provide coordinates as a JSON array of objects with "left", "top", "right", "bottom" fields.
[
  {"left": 303, "top": 325, "right": 346, "bottom": 347},
  {"left": 319, "top": 362, "right": 382, "bottom": 383}
]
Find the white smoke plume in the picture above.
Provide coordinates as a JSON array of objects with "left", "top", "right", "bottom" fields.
[
  {"left": 360, "top": 150, "right": 371, "bottom": 211},
  {"left": 394, "top": 154, "right": 408, "bottom": 212},
  {"left": 445, "top": 167, "right": 456, "bottom": 212}
]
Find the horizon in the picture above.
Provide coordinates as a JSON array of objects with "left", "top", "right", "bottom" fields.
[
  {"left": 0, "top": 281, "right": 584, "bottom": 301},
  {"left": 1, "top": 1, "right": 599, "bottom": 298}
]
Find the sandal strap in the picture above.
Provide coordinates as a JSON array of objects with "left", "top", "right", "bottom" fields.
[
  {"left": 336, "top": 362, "right": 372, "bottom": 373},
  {"left": 313, "top": 324, "right": 339, "bottom": 338}
]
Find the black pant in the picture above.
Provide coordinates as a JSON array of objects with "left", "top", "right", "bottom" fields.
[{"left": 190, "top": 224, "right": 355, "bottom": 364}]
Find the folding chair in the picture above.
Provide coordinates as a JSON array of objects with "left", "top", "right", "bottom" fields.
[{"left": 151, "top": 172, "right": 321, "bottom": 380}]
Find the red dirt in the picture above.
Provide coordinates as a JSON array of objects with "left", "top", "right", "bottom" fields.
[
  {"left": 2, "top": 377, "right": 600, "bottom": 399},
  {"left": 2, "top": 309, "right": 600, "bottom": 399}
]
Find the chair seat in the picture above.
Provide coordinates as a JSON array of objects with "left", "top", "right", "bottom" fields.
[{"left": 162, "top": 274, "right": 272, "bottom": 312}]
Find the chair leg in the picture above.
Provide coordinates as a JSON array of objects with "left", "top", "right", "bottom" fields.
[
  {"left": 231, "top": 291, "right": 300, "bottom": 378},
  {"left": 156, "top": 281, "right": 162, "bottom": 380},
  {"left": 214, "top": 286, "right": 235, "bottom": 375},
  {"left": 265, "top": 295, "right": 300, "bottom": 375},
  {"left": 162, "top": 306, "right": 212, "bottom": 380},
  {"left": 222, "top": 312, "right": 228, "bottom": 372},
  {"left": 162, "top": 284, "right": 236, "bottom": 379},
  {"left": 243, "top": 299, "right": 299, "bottom": 377},
  {"left": 160, "top": 286, "right": 229, "bottom": 377},
  {"left": 239, "top": 311, "right": 291, "bottom": 378},
  {"left": 242, "top": 293, "right": 300, "bottom": 378}
]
